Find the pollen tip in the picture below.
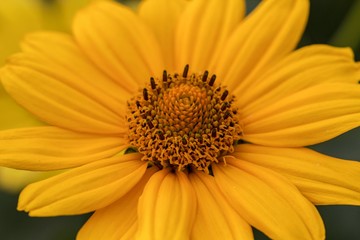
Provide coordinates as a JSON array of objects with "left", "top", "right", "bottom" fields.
[
  {"left": 143, "top": 88, "right": 148, "bottom": 100},
  {"left": 147, "top": 120, "right": 154, "bottom": 129},
  {"left": 211, "top": 128, "right": 217, "bottom": 137},
  {"left": 221, "top": 90, "right": 228, "bottom": 100},
  {"left": 202, "top": 70, "right": 209, "bottom": 82},
  {"left": 224, "top": 111, "right": 231, "bottom": 120},
  {"left": 209, "top": 74, "right": 216, "bottom": 86},
  {"left": 163, "top": 70, "right": 168, "bottom": 83},
  {"left": 183, "top": 64, "right": 189, "bottom": 78},
  {"left": 150, "top": 77, "right": 156, "bottom": 90}
]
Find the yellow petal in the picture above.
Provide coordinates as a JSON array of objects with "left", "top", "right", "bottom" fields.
[
  {"left": 0, "top": 126, "right": 127, "bottom": 170},
  {"left": 73, "top": 1, "right": 164, "bottom": 92},
  {"left": 0, "top": 84, "right": 43, "bottom": 130},
  {"left": 136, "top": 169, "right": 196, "bottom": 240},
  {"left": 219, "top": 0, "right": 309, "bottom": 92},
  {"left": 238, "top": 45, "right": 360, "bottom": 112},
  {"left": 138, "top": 0, "right": 187, "bottom": 71},
  {"left": 18, "top": 153, "right": 147, "bottom": 216},
  {"left": 242, "top": 83, "right": 360, "bottom": 146},
  {"left": 1, "top": 32, "right": 127, "bottom": 135},
  {"left": 213, "top": 158, "right": 324, "bottom": 240},
  {"left": 189, "top": 171, "right": 253, "bottom": 240},
  {"left": 234, "top": 144, "right": 360, "bottom": 205},
  {"left": 175, "top": 0, "right": 245, "bottom": 72},
  {"left": 77, "top": 167, "right": 157, "bottom": 240}
]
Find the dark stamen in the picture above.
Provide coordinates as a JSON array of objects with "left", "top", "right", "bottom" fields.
[
  {"left": 158, "top": 131, "right": 165, "bottom": 140},
  {"left": 136, "top": 101, "right": 141, "bottom": 108},
  {"left": 147, "top": 120, "right": 154, "bottom": 129},
  {"left": 221, "top": 90, "right": 228, "bottom": 100},
  {"left": 221, "top": 102, "right": 228, "bottom": 111},
  {"left": 209, "top": 74, "right": 216, "bottom": 86},
  {"left": 211, "top": 128, "right": 217, "bottom": 137},
  {"left": 202, "top": 71, "right": 209, "bottom": 82},
  {"left": 224, "top": 111, "right": 231, "bottom": 120},
  {"left": 163, "top": 70, "right": 167, "bottom": 83},
  {"left": 143, "top": 88, "right": 148, "bottom": 100},
  {"left": 183, "top": 64, "right": 189, "bottom": 78},
  {"left": 182, "top": 138, "right": 187, "bottom": 144},
  {"left": 150, "top": 77, "right": 156, "bottom": 90}
]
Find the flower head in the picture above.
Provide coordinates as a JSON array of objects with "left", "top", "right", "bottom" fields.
[{"left": 1, "top": 0, "right": 360, "bottom": 239}]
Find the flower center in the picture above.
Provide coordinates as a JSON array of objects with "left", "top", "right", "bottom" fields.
[{"left": 126, "top": 65, "right": 242, "bottom": 173}]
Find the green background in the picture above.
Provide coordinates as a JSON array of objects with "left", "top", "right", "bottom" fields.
[{"left": 1, "top": 0, "right": 360, "bottom": 239}]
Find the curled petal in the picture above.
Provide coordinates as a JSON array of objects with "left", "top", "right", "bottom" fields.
[
  {"left": 136, "top": 169, "right": 196, "bottom": 240},
  {"left": 189, "top": 171, "right": 253, "bottom": 240}
]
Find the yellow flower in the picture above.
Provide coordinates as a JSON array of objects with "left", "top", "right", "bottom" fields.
[
  {"left": 0, "top": 0, "right": 98, "bottom": 192},
  {"left": 1, "top": 0, "right": 360, "bottom": 239}
]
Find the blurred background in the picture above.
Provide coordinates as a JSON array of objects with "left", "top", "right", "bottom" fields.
[{"left": 0, "top": 0, "right": 359, "bottom": 239}]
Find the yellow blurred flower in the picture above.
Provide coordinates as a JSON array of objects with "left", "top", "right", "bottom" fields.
[
  {"left": 0, "top": 0, "right": 360, "bottom": 239},
  {"left": 0, "top": 0, "right": 99, "bottom": 192}
]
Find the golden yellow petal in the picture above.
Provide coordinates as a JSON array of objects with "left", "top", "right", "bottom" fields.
[
  {"left": 189, "top": 171, "right": 253, "bottom": 240},
  {"left": 234, "top": 144, "right": 360, "bottom": 205},
  {"left": 238, "top": 45, "right": 360, "bottom": 112},
  {"left": 243, "top": 83, "right": 360, "bottom": 146},
  {"left": 18, "top": 153, "right": 147, "bottom": 216},
  {"left": 218, "top": 0, "right": 309, "bottom": 92},
  {"left": 136, "top": 169, "right": 196, "bottom": 240},
  {"left": 77, "top": 167, "right": 157, "bottom": 240},
  {"left": 1, "top": 33, "right": 128, "bottom": 134},
  {"left": 0, "top": 84, "right": 43, "bottom": 130},
  {"left": 138, "top": 0, "right": 187, "bottom": 71},
  {"left": 0, "top": 126, "right": 126, "bottom": 171},
  {"left": 175, "top": 0, "right": 245, "bottom": 72},
  {"left": 73, "top": 1, "right": 164, "bottom": 91},
  {"left": 214, "top": 158, "right": 324, "bottom": 240}
]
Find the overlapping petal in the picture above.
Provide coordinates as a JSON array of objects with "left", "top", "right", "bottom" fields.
[
  {"left": 242, "top": 83, "right": 360, "bottom": 146},
  {"left": 73, "top": 1, "right": 164, "bottom": 91},
  {"left": 175, "top": 0, "right": 245, "bottom": 71},
  {"left": 189, "top": 171, "right": 253, "bottom": 240},
  {"left": 1, "top": 32, "right": 128, "bottom": 135},
  {"left": 18, "top": 153, "right": 147, "bottom": 216},
  {"left": 77, "top": 167, "right": 157, "bottom": 240},
  {"left": 219, "top": 0, "right": 309, "bottom": 91},
  {"left": 214, "top": 157, "right": 324, "bottom": 240},
  {"left": 233, "top": 144, "right": 360, "bottom": 205},
  {"left": 136, "top": 169, "right": 196, "bottom": 240},
  {"left": 0, "top": 126, "right": 126, "bottom": 170},
  {"left": 238, "top": 45, "right": 360, "bottom": 112},
  {"left": 0, "top": 84, "right": 43, "bottom": 130},
  {"left": 139, "top": 0, "right": 187, "bottom": 71}
]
